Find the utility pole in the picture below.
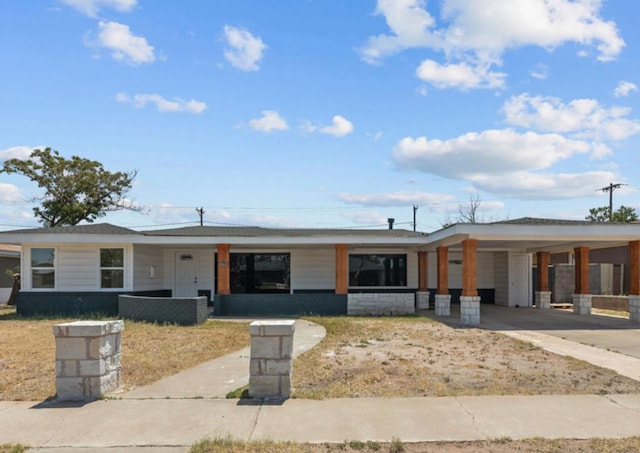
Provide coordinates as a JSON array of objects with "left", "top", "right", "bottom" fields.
[
  {"left": 598, "top": 183, "right": 626, "bottom": 221},
  {"left": 196, "top": 207, "right": 205, "bottom": 226},
  {"left": 412, "top": 205, "right": 418, "bottom": 232}
]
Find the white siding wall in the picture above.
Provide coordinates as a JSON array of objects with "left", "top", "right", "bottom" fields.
[
  {"left": 494, "top": 252, "right": 509, "bottom": 306},
  {"left": 133, "top": 245, "right": 165, "bottom": 291},
  {"left": 428, "top": 251, "right": 495, "bottom": 289},
  {"left": 24, "top": 244, "right": 133, "bottom": 291},
  {"left": 198, "top": 248, "right": 215, "bottom": 291},
  {"left": 290, "top": 248, "right": 335, "bottom": 290}
]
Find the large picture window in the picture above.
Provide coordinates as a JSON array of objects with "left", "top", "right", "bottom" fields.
[
  {"left": 230, "top": 253, "right": 290, "bottom": 293},
  {"left": 100, "top": 248, "right": 124, "bottom": 289},
  {"left": 349, "top": 254, "right": 407, "bottom": 287},
  {"left": 31, "top": 248, "right": 55, "bottom": 289}
]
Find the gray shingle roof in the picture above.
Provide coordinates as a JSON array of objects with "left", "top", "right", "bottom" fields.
[
  {"left": 143, "top": 225, "right": 427, "bottom": 238},
  {"left": 489, "top": 217, "right": 596, "bottom": 226},
  {"left": 0, "top": 223, "right": 139, "bottom": 235}
]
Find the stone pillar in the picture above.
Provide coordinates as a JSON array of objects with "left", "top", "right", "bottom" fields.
[
  {"left": 535, "top": 291, "right": 552, "bottom": 309},
  {"left": 629, "top": 295, "right": 640, "bottom": 323},
  {"left": 573, "top": 246, "right": 591, "bottom": 315},
  {"left": 335, "top": 244, "right": 348, "bottom": 295},
  {"left": 249, "top": 320, "right": 295, "bottom": 399},
  {"left": 460, "top": 296, "right": 481, "bottom": 325},
  {"left": 53, "top": 320, "right": 123, "bottom": 401},
  {"left": 217, "top": 244, "right": 230, "bottom": 295},
  {"left": 435, "top": 294, "right": 451, "bottom": 316},
  {"left": 572, "top": 293, "right": 592, "bottom": 315},
  {"left": 416, "top": 291, "right": 430, "bottom": 310}
]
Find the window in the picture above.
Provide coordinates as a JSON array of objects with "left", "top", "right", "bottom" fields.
[
  {"left": 100, "top": 248, "right": 124, "bottom": 289},
  {"left": 31, "top": 248, "right": 55, "bottom": 289},
  {"left": 349, "top": 254, "right": 407, "bottom": 287},
  {"left": 229, "top": 253, "right": 290, "bottom": 293}
]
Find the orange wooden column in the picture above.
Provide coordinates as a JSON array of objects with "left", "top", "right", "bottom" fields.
[
  {"left": 216, "top": 244, "right": 230, "bottom": 295},
  {"left": 461, "top": 240, "right": 478, "bottom": 297},
  {"left": 630, "top": 240, "right": 640, "bottom": 296},
  {"left": 574, "top": 247, "right": 590, "bottom": 294},
  {"left": 436, "top": 247, "right": 448, "bottom": 295},
  {"left": 418, "top": 251, "right": 428, "bottom": 291},
  {"left": 536, "top": 251, "right": 550, "bottom": 292},
  {"left": 335, "top": 244, "right": 348, "bottom": 294}
]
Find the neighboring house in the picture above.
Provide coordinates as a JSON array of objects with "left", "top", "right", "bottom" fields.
[
  {"left": 1, "top": 218, "right": 640, "bottom": 320},
  {"left": 0, "top": 244, "right": 20, "bottom": 304}
]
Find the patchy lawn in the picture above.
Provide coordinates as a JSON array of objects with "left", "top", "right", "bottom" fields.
[
  {"left": 293, "top": 316, "right": 640, "bottom": 398},
  {"left": 190, "top": 436, "right": 640, "bottom": 453},
  {"left": 0, "top": 305, "right": 249, "bottom": 401}
]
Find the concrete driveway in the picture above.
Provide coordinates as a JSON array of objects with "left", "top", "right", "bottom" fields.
[{"left": 476, "top": 304, "right": 640, "bottom": 359}]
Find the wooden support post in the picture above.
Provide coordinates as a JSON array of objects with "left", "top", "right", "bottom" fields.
[
  {"left": 335, "top": 244, "right": 348, "bottom": 295},
  {"left": 418, "top": 251, "right": 428, "bottom": 291},
  {"left": 630, "top": 240, "right": 640, "bottom": 296},
  {"left": 574, "top": 247, "right": 590, "bottom": 295},
  {"left": 536, "top": 251, "right": 550, "bottom": 292},
  {"left": 461, "top": 239, "right": 478, "bottom": 297},
  {"left": 216, "top": 244, "right": 230, "bottom": 295},
  {"left": 437, "top": 247, "right": 448, "bottom": 295}
]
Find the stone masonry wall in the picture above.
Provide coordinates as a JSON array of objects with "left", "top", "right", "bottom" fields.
[
  {"left": 249, "top": 320, "right": 295, "bottom": 399},
  {"left": 53, "top": 320, "right": 123, "bottom": 401},
  {"left": 347, "top": 293, "right": 415, "bottom": 315}
]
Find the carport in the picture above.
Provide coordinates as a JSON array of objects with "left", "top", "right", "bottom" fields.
[{"left": 422, "top": 218, "right": 640, "bottom": 326}]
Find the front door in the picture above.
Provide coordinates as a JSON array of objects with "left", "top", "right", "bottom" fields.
[
  {"left": 175, "top": 252, "right": 198, "bottom": 297},
  {"left": 509, "top": 254, "right": 532, "bottom": 307}
]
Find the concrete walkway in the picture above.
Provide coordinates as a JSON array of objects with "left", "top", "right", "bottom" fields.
[{"left": 1, "top": 312, "right": 640, "bottom": 452}]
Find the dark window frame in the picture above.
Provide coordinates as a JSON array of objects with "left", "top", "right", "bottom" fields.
[
  {"left": 229, "top": 253, "right": 291, "bottom": 294},
  {"left": 31, "top": 247, "right": 56, "bottom": 289},
  {"left": 100, "top": 248, "right": 124, "bottom": 289},
  {"left": 349, "top": 254, "right": 407, "bottom": 287}
]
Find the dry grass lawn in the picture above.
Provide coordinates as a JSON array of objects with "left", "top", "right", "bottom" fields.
[
  {"left": 0, "top": 305, "right": 249, "bottom": 401},
  {"left": 190, "top": 436, "right": 640, "bottom": 453},
  {"left": 293, "top": 316, "right": 640, "bottom": 398}
]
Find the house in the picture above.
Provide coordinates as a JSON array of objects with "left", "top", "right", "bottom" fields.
[
  {"left": 1, "top": 218, "right": 639, "bottom": 323},
  {"left": 0, "top": 244, "right": 20, "bottom": 304}
]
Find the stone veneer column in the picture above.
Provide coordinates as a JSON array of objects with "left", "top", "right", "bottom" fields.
[
  {"left": 628, "top": 240, "right": 640, "bottom": 322},
  {"left": 460, "top": 239, "right": 480, "bottom": 325},
  {"left": 53, "top": 320, "right": 123, "bottom": 401},
  {"left": 249, "top": 320, "right": 295, "bottom": 399},
  {"left": 435, "top": 247, "right": 450, "bottom": 316},
  {"left": 536, "top": 251, "right": 552, "bottom": 309},
  {"left": 417, "top": 251, "right": 429, "bottom": 309},
  {"left": 573, "top": 246, "right": 592, "bottom": 315}
]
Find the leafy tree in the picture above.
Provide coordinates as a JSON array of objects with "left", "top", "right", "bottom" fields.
[
  {"left": 586, "top": 205, "right": 638, "bottom": 223},
  {"left": 1, "top": 148, "right": 142, "bottom": 227}
]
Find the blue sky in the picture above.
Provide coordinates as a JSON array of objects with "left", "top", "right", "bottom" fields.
[{"left": 1, "top": 0, "right": 639, "bottom": 232}]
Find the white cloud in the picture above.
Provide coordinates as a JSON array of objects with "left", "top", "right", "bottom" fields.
[
  {"left": 503, "top": 93, "right": 640, "bottom": 141},
  {"left": 337, "top": 190, "right": 454, "bottom": 207},
  {"left": 91, "top": 21, "right": 155, "bottom": 65},
  {"left": 530, "top": 63, "right": 548, "bottom": 80},
  {"left": 60, "top": 0, "right": 136, "bottom": 17},
  {"left": 360, "top": 0, "right": 624, "bottom": 90},
  {"left": 614, "top": 81, "right": 638, "bottom": 98},
  {"left": 471, "top": 170, "right": 618, "bottom": 200},
  {"left": 0, "top": 146, "right": 34, "bottom": 162},
  {"left": 416, "top": 59, "right": 506, "bottom": 90},
  {"left": 249, "top": 110, "right": 288, "bottom": 132},
  {"left": 223, "top": 25, "right": 267, "bottom": 71},
  {"left": 393, "top": 129, "right": 596, "bottom": 180},
  {"left": 320, "top": 115, "right": 354, "bottom": 137},
  {"left": 116, "top": 93, "right": 207, "bottom": 113},
  {"left": 0, "top": 183, "right": 23, "bottom": 204}
]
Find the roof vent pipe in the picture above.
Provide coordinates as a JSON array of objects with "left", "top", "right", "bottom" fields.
[{"left": 387, "top": 218, "right": 395, "bottom": 230}]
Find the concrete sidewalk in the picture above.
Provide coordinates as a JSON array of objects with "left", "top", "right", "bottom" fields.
[
  {"left": 2, "top": 394, "right": 640, "bottom": 451},
  {"left": 2, "top": 313, "right": 640, "bottom": 452}
]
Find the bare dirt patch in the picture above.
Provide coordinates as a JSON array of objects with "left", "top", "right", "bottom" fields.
[
  {"left": 293, "top": 316, "right": 640, "bottom": 398},
  {"left": 0, "top": 306, "right": 249, "bottom": 401}
]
